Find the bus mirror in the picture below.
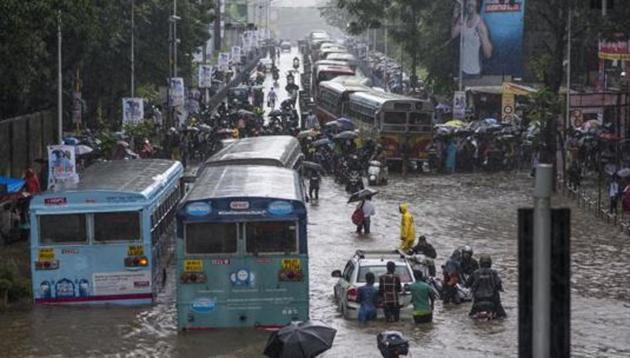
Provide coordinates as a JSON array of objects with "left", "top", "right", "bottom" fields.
[{"left": 331, "top": 270, "right": 341, "bottom": 278}]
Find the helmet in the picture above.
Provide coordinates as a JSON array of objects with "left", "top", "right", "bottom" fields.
[
  {"left": 479, "top": 254, "right": 492, "bottom": 268},
  {"left": 462, "top": 245, "right": 473, "bottom": 257}
]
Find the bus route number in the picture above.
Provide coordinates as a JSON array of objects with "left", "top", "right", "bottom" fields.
[
  {"left": 127, "top": 245, "right": 144, "bottom": 257},
  {"left": 281, "top": 259, "right": 301, "bottom": 272},
  {"left": 38, "top": 248, "right": 55, "bottom": 261},
  {"left": 184, "top": 260, "right": 203, "bottom": 273}
]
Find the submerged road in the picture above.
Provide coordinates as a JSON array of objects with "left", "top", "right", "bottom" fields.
[{"left": 1, "top": 49, "right": 629, "bottom": 358}]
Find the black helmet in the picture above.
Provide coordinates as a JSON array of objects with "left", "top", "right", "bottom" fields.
[
  {"left": 479, "top": 254, "right": 492, "bottom": 268},
  {"left": 462, "top": 245, "right": 473, "bottom": 257}
]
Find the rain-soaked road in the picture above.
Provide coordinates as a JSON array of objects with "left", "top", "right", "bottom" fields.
[{"left": 1, "top": 50, "right": 629, "bottom": 358}]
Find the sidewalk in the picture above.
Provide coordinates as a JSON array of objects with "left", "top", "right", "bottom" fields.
[{"left": 561, "top": 171, "right": 630, "bottom": 235}]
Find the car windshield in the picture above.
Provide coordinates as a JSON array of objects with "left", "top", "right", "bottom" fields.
[{"left": 357, "top": 265, "right": 412, "bottom": 283}]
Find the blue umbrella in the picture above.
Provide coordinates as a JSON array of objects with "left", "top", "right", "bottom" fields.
[
  {"left": 335, "top": 117, "right": 355, "bottom": 131},
  {"left": 63, "top": 137, "right": 80, "bottom": 145}
]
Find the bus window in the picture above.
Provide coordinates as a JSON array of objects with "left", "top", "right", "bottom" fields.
[
  {"left": 409, "top": 113, "right": 432, "bottom": 126},
  {"left": 39, "top": 214, "right": 87, "bottom": 244},
  {"left": 94, "top": 212, "right": 141, "bottom": 242},
  {"left": 185, "top": 223, "right": 237, "bottom": 254},
  {"left": 246, "top": 221, "right": 297, "bottom": 254},
  {"left": 384, "top": 112, "right": 407, "bottom": 124}
]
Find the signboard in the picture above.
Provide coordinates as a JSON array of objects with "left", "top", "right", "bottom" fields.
[
  {"left": 453, "top": 91, "right": 466, "bottom": 119},
  {"left": 231, "top": 46, "right": 241, "bottom": 64},
  {"left": 92, "top": 271, "right": 151, "bottom": 296},
  {"left": 501, "top": 92, "right": 515, "bottom": 123},
  {"left": 454, "top": 0, "right": 526, "bottom": 79},
  {"left": 127, "top": 245, "right": 144, "bottom": 257},
  {"left": 72, "top": 91, "right": 82, "bottom": 124},
  {"left": 38, "top": 248, "right": 55, "bottom": 261},
  {"left": 598, "top": 34, "right": 630, "bottom": 61},
  {"left": 122, "top": 97, "right": 144, "bottom": 124},
  {"left": 218, "top": 52, "right": 230, "bottom": 71},
  {"left": 168, "top": 78, "right": 185, "bottom": 107},
  {"left": 184, "top": 259, "right": 204, "bottom": 272},
  {"left": 47, "top": 145, "right": 78, "bottom": 190},
  {"left": 198, "top": 65, "right": 213, "bottom": 88}
]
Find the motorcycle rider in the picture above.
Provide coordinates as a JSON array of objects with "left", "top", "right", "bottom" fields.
[
  {"left": 267, "top": 87, "right": 277, "bottom": 109},
  {"left": 442, "top": 249, "right": 463, "bottom": 304},
  {"left": 460, "top": 245, "right": 479, "bottom": 278},
  {"left": 466, "top": 254, "right": 507, "bottom": 319},
  {"left": 411, "top": 235, "right": 437, "bottom": 259}
]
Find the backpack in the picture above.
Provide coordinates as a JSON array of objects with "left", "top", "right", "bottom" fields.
[
  {"left": 623, "top": 189, "right": 630, "bottom": 212},
  {"left": 472, "top": 268, "right": 496, "bottom": 300},
  {"left": 351, "top": 202, "right": 364, "bottom": 225}
]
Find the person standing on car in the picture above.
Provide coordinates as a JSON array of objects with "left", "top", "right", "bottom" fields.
[
  {"left": 409, "top": 270, "right": 436, "bottom": 324},
  {"left": 357, "top": 272, "right": 378, "bottom": 324},
  {"left": 356, "top": 196, "right": 375, "bottom": 234},
  {"left": 379, "top": 261, "right": 402, "bottom": 322},
  {"left": 412, "top": 235, "right": 436, "bottom": 259},
  {"left": 399, "top": 203, "right": 416, "bottom": 252},
  {"left": 466, "top": 254, "right": 506, "bottom": 318}
]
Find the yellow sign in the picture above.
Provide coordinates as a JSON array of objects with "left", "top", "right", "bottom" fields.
[
  {"left": 184, "top": 260, "right": 203, "bottom": 272},
  {"left": 281, "top": 258, "right": 301, "bottom": 272},
  {"left": 127, "top": 245, "right": 144, "bottom": 257},
  {"left": 38, "top": 248, "right": 55, "bottom": 261},
  {"left": 501, "top": 92, "right": 515, "bottom": 123}
]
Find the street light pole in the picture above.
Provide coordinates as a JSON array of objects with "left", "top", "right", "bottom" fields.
[
  {"left": 173, "top": 0, "right": 178, "bottom": 77},
  {"left": 57, "top": 10, "right": 63, "bottom": 144},
  {"left": 131, "top": 0, "right": 135, "bottom": 97},
  {"left": 458, "top": 0, "right": 464, "bottom": 91}
]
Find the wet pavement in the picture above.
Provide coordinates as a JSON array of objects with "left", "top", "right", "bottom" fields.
[{"left": 1, "top": 50, "right": 630, "bottom": 358}]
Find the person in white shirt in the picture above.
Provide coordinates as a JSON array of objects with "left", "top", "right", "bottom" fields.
[
  {"left": 357, "top": 197, "right": 375, "bottom": 235},
  {"left": 451, "top": 0, "right": 493, "bottom": 77}
]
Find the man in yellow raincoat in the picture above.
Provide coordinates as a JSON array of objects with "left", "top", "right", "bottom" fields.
[{"left": 399, "top": 203, "right": 416, "bottom": 252}]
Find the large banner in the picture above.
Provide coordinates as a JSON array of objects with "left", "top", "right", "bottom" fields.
[
  {"left": 198, "top": 65, "right": 213, "bottom": 88},
  {"left": 231, "top": 46, "right": 242, "bottom": 64},
  {"left": 218, "top": 52, "right": 230, "bottom": 71},
  {"left": 453, "top": 91, "right": 466, "bottom": 119},
  {"left": 48, "top": 145, "right": 78, "bottom": 190},
  {"left": 454, "top": 0, "right": 526, "bottom": 79},
  {"left": 169, "top": 77, "right": 185, "bottom": 107},
  {"left": 122, "top": 97, "right": 144, "bottom": 124}
]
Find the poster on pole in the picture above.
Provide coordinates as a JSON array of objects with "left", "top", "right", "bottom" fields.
[
  {"left": 168, "top": 77, "right": 185, "bottom": 107},
  {"left": 122, "top": 98, "right": 144, "bottom": 124},
  {"left": 198, "top": 65, "right": 213, "bottom": 88},
  {"left": 72, "top": 91, "right": 82, "bottom": 125},
  {"left": 453, "top": 0, "right": 526, "bottom": 80},
  {"left": 47, "top": 145, "right": 79, "bottom": 190},
  {"left": 231, "top": 46, "right": 242, "bottom": 64},
  {"left": 218, "top": 52, "right": 230, "bottom": 71},
  {"left": 453, "top": 91, "right": 466, "bottom": 120}
]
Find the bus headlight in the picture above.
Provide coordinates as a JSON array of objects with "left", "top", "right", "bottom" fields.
[
  {"left": 125, "top": 256, "right": 149, "bottom": 267},
  {"left": 180, "top": 272, "right": 207, "bottom": 284},
  {"left": 35, "top": 260, "right": 59, "bottom": 270}
]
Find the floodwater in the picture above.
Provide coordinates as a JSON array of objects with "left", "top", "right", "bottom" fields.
[{"left": 2, "top": 50, "right": 630, "bottom": 358}]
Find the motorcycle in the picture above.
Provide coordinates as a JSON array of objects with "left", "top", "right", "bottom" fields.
[
  {"left": 470, "top": 301, "right": 498, "bottom": 321},
  {"left": 440, "top": 269, "right": 472, "bottom": 304},
  {"left": 367, "top": 160, "right": 388, "bottom": 186},
  {"left": 345, "top": 170, "right": 364, "bottom": 194}
]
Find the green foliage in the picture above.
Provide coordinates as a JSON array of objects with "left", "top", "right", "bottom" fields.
[{"left": 0, "top": 0, "right": 214, "bottom": 123}]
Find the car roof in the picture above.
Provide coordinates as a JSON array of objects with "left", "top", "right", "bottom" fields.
[{"left": 353, "top": 258, "right": 409, "bottom": 266}]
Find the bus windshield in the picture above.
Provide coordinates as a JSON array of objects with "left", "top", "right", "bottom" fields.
[
  {"left": 384, "top": 112, "right": 407, "bottom": 124},
  {"left": 246, "top": 221, "right": 297, "bottom": 254},
  {"left": 39, "top": 214, "right": 87, "bottom": 244},
  {"left": 94, "top": 212, "right": 141, "bottom": 242},
  {"left": 186, "top": 223, "right": 237, "bottom": 254}
]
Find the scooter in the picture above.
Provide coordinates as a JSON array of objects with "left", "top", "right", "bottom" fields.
[
  {"left": 345, "top": 170, "right": 364, "bottom": 194},
  {"left": 367, "top": 160, "right": 388, "bottom": 186}
]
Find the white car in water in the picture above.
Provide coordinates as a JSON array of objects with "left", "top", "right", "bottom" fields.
[{"left": 331, "top": 250, "right": 416, "bottom": 320}]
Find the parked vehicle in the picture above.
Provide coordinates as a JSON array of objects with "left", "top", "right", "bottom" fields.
[
  {"left": 331, "top": 250, "right": 415, "bottom": 320},
  {"left": 367, "top": 161, "right": 388, "bottom": 186}
]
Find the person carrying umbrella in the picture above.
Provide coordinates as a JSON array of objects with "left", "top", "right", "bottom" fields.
[
  {"left": 399, "top": 203, "right": 416, "bottom": 252},
  {"left": 356, "top": 196, "right": 375, "bottom": 235}
]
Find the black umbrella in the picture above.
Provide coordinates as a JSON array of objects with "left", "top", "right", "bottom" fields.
[
  {"left": 269, "top": 110, "right": 284, "bottom": 117},
  {"left": 347, "top": 188, "right": 378, "bottom": 203},
  {"left": 313, "top": 138, "right": 332, "bottom": 147},
  {"left": 303, "top": 161, "right": 324, "bottom": 172},
  {"left": 237, "top": 109, "right": 255, "bottom": 117},
  {"left": 333, "top": 130, "right": 358, "bottom": 140},
  {"left": 263, "top": 321, "right": 337, "bottom": 358}
]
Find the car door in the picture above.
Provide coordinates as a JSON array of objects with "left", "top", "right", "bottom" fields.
[{"left": 335, "top": 261, "right": 354, "bottom": 305}]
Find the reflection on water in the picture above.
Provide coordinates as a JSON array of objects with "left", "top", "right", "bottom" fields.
[{"left": 1, "top": 171, "right": 629, "bottom": 357}]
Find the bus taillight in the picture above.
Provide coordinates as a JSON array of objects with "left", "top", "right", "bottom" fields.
[
  {"left": 180, "top": 272, "right": 206, "bottom": 284},
  {"left": 125, "top": 256, "right": 149, "bottom": 267},
  {"left": 35, "top": 260, "right": 59, "bottom": 270}
]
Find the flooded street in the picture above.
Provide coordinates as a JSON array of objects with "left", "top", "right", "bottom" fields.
[{"left": 2, "top": 171, "right": 630, "bottom": 357}]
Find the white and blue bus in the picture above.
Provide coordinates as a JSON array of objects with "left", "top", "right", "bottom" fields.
[
  {"left": 176, "top": 165, "right": 309, "bottom": 330},
  {"left": 30, "top": 159, "right": 183, "bottom": 305}
]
